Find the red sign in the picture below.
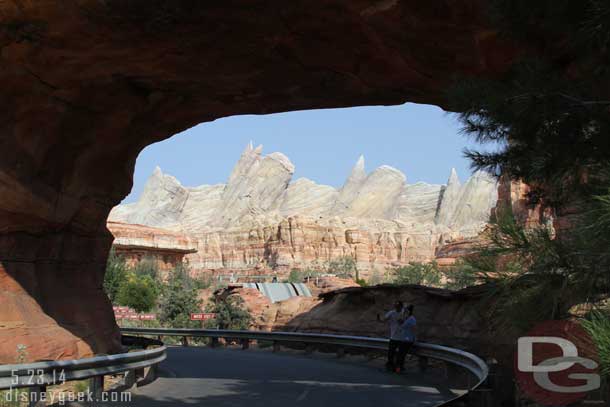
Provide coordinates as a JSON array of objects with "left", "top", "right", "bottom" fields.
[
  {"left": 139, "top": 314, "right": 156, "bottom": 321},
  {"left": 190, "top": 313, "right": 216, "bottom": 321}
]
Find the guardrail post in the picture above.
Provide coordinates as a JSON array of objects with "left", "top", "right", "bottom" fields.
[
  {"left": 211, "top": 337, "right": 219, "bottom": 348},
  {"left": 305, "top": 344, "right": 314, "bottom": 355},
  {"left": 241, "top": 339, "right": 250, "bottom": 350},
  {"left": 138, "top": 364, "right": 158, "bottom": 387},
  {"left": 157, "top": 335, "right": 163, "bottom": 342},
  {"left": 273, "top": 341, "right": 280, "bottom": 353},
  {"left": 336, "top": 347, "right": 345, "bottom": 358},
  {"left": 29, "top": 385, "right": 46, "bottom": 407},
  {"left": 124, "top": 369, "right": 137, "bottom": 389},
  {"left": 444, "top": 361, "right": 461, "bottom": 380},
  {"left": 418, "top": 356, "right": 429, "bottom": 373},
  {"left": 90, "top": 375, "right": 103, "bottom": 405},
  {"left": 181, "top": 336, "right": 189, "bottom": 347}
]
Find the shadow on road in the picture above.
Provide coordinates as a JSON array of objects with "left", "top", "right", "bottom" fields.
[{"left": 101, "top": 346, "right": 460, "bottom": 407}]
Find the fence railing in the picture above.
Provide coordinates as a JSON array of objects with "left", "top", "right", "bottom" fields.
[
  {"left": 0, "top": 338, "right": 165, "bottom": 406},
  {"left": 121, "top": 328, "right": 489, "bottom": 405}
]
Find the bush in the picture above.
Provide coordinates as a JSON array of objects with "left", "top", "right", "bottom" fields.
[
  {"left": 193, "top": 274, "right": 213, "bottom": 289},
  {"left": 158, "top": 266, "right": 202, "bottom": 328},
  {"left": 392, "top": 262, "right": 442, "bottom": 286},
  {"left": 103, "top": 249, "right": 128, "bottom": 302},
  {"left": 444, "top": 260, "right": 480, "bottom": 290},
  {"left": 355, "top": 278, "right": 368, "bottom": 287},
  {"left": 204, "top": 296, "right": 251, "bottom": 330},
  {"left": 286, "top": 269, "right": 303, "bottom": 283},
  {"left": 328, "top": 256, "right": 358, "bottom": 279},
  {"left": 116, "top": 273, "right": 158, "bottom": 313},
  {"left": 581, "top": 310, "right": 610, "bottom": 378},
  {"left": 132, "top": 256, "right": 159, "bottom": 281}
]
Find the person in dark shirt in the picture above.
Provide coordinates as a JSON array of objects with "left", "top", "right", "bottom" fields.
[
  {"left": 377, "top": 300, "right": 406, "bottom": 371},
  {"left": 395, "top": 304, "right": 417, "bottom": 373}
]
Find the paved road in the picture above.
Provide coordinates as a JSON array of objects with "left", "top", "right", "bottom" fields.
[{"left": 109, "top": 346, "right": 462, "bottom": 406}]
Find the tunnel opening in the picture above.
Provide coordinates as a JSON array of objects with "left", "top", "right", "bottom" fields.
[
  {"left": 1, "top": 0, "right": 522, "bottom": 365},
  {"left": 102, "top": 103, "right": 500, "bottom": 334}
]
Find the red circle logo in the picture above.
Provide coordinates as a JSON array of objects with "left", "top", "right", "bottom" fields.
[{"left": 514, "top": 320, "right": 600, "bottom": 406}]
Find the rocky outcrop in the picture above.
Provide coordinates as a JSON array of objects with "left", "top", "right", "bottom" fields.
[
  {"left": 225, "top": 282, "right": 492, "bottom": 354},
  {"left": 110, "top": 146, "right": 498, "bottom": 277},
  {"left": 0, "top": 0, "right": 543, "bottom": 362},
  {"left": 282, "top": 284, "right": 493, "bottom": 353},
  {"left": 108, "top": 221, "right": 197, "bottom": 274},
  {"left": 434, "top": 237, "right": 484, "bottom": 267}
]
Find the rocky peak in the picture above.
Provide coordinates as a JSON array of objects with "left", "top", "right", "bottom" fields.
[
  {"left": 342, "top": 165, "right": 406, "bottom": 219},
  {"left": 110, "top": 148, "right": 498, "bottom": 238},
  {"left": 110, "top": 166, "right": 188, "bottom": 228},
  {"left": 435, "top": 168, "right": 463, "bottom": 226},
  {"left": 333, "top": 155, "right": 367, "bottom": 211}
]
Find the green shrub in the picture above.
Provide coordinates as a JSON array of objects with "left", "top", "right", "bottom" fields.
[
  {"left": 355, "top": 278, "right": 368, "bottom": 287},
  {"left": 286, "top": 269, "right": 303, "bottom": 283},
  {"left": 327, "top": 256, "right": 358, "bottom": 279},
  {"left": 158, "top": 266, "right": 202, "bottom": 328},
  {"left": 73, "top": 380, "right": 89, "bottom": 393},
  {"left": 116, "top": 273, "right": 158, "bottom": 313},
  {"left": 392, "top": 262, "right": 442, "bottom": 286},
  {"left": 193, "top": 274, "right": 213, "bottom": 289},
  {"left": 444, "top": 260, "right": 480, "bottom": 290},
  {"left": 103, "top": 249, "right": 128, "bottom": 303},
  {"left": 204, "top": 296, "right": 251, "bottom": 330},
  {"left": 582, "top": 310, "right": 610, "bottom": 378},
  {"left": 132, "top": 256, "right": 159, "bottom": 281}
]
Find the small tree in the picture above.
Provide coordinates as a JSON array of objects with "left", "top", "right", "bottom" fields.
[
  {"left": 103, "top": 249, "right": 127, "bottom": 303},
  {"left": 444, "top": 260, "right": 480, "bottom": 290},
  {"left": 158, "top": 265, "right": 202, "bottom": 328},
  {"left": 286, "top": 269, "right": 303, "bottom": 283},
  {"left": 133, "top": 256, "right": 159, "bottom": 281},
  {"left": 328, "top": 256, "right": 358, "bottom": 279},
  {"left": 392, "top": 262, "right": 442, "bottom": 286},
  {"left": 116, "top": 273, "right": 158, "bottom": 313},
  {"left": 205, "top": 295, "right": 252, "bottom": 330}
]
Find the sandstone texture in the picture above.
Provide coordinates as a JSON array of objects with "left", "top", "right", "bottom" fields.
[
  {"left": 224, "top": 282, "right": 494, "bottom": 355},
  {"left": 107, "top": 221, "right": 197, "bottom": 275},
  {"left": 0, "top": 0, "right": 548, "bottom": 362},
  {"left": 110, "top": 146, "right": 498, "bottom": 278}
]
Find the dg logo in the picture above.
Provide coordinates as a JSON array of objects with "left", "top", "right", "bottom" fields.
[{"left": 514, "top": 320, "right": 600, "bottom": 406}]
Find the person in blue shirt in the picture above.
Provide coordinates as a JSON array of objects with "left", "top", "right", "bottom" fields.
[
  {"left": 377, "top": 300, "right": 406, "bottom": 371},
  {"left": 395, "top": 304, "right": 417, "bottom": 373}
]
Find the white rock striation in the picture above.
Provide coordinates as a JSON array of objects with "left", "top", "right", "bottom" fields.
[{"left": 110, "top": 144, "right": 498, "bottom": 274}]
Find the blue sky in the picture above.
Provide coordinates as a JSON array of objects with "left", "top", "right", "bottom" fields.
[{"left": 123, "top": 103, "right": 484, "bottom": 203}]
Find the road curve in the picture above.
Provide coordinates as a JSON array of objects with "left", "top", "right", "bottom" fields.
[{"left": 106, "top": 346, "right": 462, "bottom": 406}]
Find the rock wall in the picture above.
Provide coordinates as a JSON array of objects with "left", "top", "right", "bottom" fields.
[
  {"left": 226, "top": 282, "right": 493, "bottom": 354},
  {"left": 110, "top": 145, "right": 498, "bottom": 278},
  {"left": 107, "top": 221, "right": 197, "bottom": 275},
  {"left": 0, "top": 0, "right": 542, "bottom": 362}
]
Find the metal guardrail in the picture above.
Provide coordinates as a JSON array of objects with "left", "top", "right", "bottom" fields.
[
  {"left": 121, "top": 327, "right": 489, "bottom": 403},
  {"left": 0, "top": 340, "right": 166, "bottom": 407}
]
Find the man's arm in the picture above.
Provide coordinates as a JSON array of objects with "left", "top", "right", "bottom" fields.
[{"left": 377, "top": 310, "right": 392, "bottom": 322}]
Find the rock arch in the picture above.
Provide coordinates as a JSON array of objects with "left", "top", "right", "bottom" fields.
[{"left": 0, "top": 0, "right": 520, "bottom": 361}]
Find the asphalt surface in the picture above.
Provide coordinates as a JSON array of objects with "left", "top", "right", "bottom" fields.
[{"left": 105, "top": 346, "right": 462, "bottom": 407}]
